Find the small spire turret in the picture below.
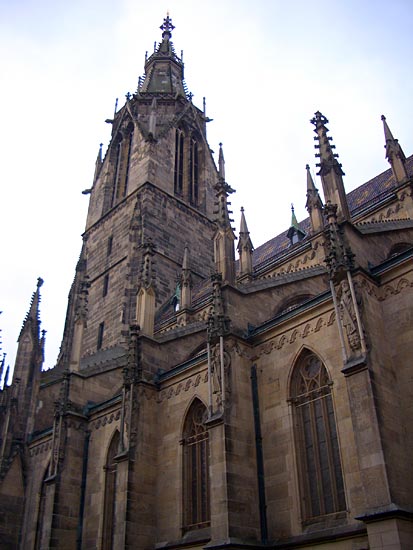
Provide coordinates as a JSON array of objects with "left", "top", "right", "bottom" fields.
[
  {"left": 140, "top": 15, "right": 186, "bottom": 96},
  {"left": 93, "top": 143, "right": 103, "bottom": 183},
  {"left": 305, "top": 164, "right": 324, "bottom": 234},
  {"left": 311, "top": 111, "right": 350, "bottom": 221},
  {"left": 381, "top": 115, "right": 407, "bottom": 183},
  {"left": 18, "top": 277, "right": 43, "bottom": 343},
  {"left": 179, "top": 245, "right": 192, "bottom": 310},
  {"left": 218, "top": 142, "right": 225, "bottom": 180},
  {"left": 136, "top": 241, "right": 156, "bottom": 336},
  {"left": 287, "top": 205, "right": 306, "bottom": 245},
  {"left": 213, "top": 144, "right": 236, "bottom": 284},
  {"left": 237, "top": 207, "right": 253, "bottom": 278}
]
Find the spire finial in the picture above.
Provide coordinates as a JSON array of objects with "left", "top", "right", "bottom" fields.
[
  {"left": 290, "top": 204, "right": 298, "bottom": 228},
  {"left": 306, "top": 164, "right": 315, "bottom": 190},
  {"left": 239, "top": 206, "right": 250, "bottom": 234},
  {"left": 18, "top": 278, "right": 43, "bottom": 342},
  {"left": 305, "top": 164, "right": 324, "bottom": 233},
  {"left": 218, "top": 142, "right": 225, "bottom": 180},
  {"left": 310, "top": 111, "right": 349, "bottom": 221},
  {"left": 160, "top": 13, "right": 175, "bottom": 39},
  {"left": 381, "top": 114, "right": 407, "bottom": 182}
]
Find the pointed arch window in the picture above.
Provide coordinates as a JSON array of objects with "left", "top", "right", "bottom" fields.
[
  {"left": 290, "top": 351, "right": 346, "bottom": 520},
  {"left": 111, "top": 127, "right": 134, "bottom": 207},
  {"left": 174, "top": 129, "right": 201, "bottom": 206},
  {"left": 102, "top": 431, "right": 120, "bottom": 550},
  {"left": 182, "top": 399, "right": 210, "bottom": 531}
]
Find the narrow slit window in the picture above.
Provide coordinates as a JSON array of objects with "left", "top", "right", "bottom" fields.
[
  {"left": 103, "top": 274, "right": 109, "bottom": 297},
  {"left": 97, "top": 322, "right": 105, "bottom": 350}
]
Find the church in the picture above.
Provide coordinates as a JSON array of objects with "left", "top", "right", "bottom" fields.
[{"left": 1, "top": 15, "right": 413, "bottom": 550}]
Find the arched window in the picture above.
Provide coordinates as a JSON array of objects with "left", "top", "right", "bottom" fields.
[
  {"left": 174, "top": 129, "right": 201, "bottom": 206},
  {"left": 111, "top": 127, "right": 134, "bottom": 207},
  {"left": 182, "top": 399, "right": 210, "bottom": 531},
  {"left": 102, "top": 431, "right": 120, "bottom": 549},
  {"left": 290, "top": 351, "right": 346, "bottom": 520}
]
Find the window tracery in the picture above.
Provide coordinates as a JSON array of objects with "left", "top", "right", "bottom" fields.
[
  {"left": 102, "top": 431, "right": 120, "bottom": 550},
  {"left": 290, "top": 351, "right": 346, "bottom": 520},
  {"left": 182, "top": 399, "right": 210, "bottom": 530}
]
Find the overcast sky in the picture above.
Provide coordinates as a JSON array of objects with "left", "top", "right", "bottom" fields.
[{"left": 1, "top": 0, "right": 412, "bottom": 379}]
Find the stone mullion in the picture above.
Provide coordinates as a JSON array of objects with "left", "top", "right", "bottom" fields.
[{"left": 309, "top": 399, "right": 325, "bottom": 516}]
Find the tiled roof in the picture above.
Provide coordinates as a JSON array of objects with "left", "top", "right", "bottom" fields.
[
  {"left": 253, "top": 154, "right": 413, "bottom": 271},
  {"left": 155, "top": 154, "right": 412, "bottom": 329}
]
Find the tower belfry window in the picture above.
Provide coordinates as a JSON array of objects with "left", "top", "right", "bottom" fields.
[
  {"left": 110, "top": 128, "right": 134, "bottom": 207},
  {"left": 174, "top": 129, "right": 184, "bottom": 195},
  {"left": 189, "top": 139, "right": 199, "bottom": 205},
  {"left": 174, "top": 129, "right": 201, "bottom": 206},
  {"left": 97, "top": 322, "right": 105, "bottom": 350}
]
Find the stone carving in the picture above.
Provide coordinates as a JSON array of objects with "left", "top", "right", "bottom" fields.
[
  {"left": 336, "top": 280, "right": 361, "bottom": 351},
  {"left": 255, "top": 313, "right": 336, "bottom": 356},
  {"left": 209, "top": 343, "right": 231, "bottom": 409}
]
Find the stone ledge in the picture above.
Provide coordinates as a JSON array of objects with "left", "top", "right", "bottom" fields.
[{"left": 356, "top": 503, "right": 413, "bottom": 523}]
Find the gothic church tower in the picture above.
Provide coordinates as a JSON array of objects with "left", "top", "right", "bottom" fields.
[{"left": 58, "top": 15, "right": 217, "bottom": 367}]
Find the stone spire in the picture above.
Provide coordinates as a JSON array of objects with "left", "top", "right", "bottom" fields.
[
  {"left": 381, "top": 115, "right": 407, "bottom": 183},
  {"left": 237, "top": 207, "right": 253, "bottom": 278},
  {"left": 311, "top": 111, "right": 350, "bottom": 222},
  {"left": 12, "top": 278, "right": 45, "bottom": 385},
  {"left": 93, "top": 143, "right": 103, "bottom": 183},
  {"left": 305, "top": 164, "right": 324, "bottom": 234},
  {"left": 179, "top": 245, "right": 192, "bottom": 309},
  {"left": 140, "top": 14, "right": 186, "bottom": 97},
  {"left": 218, "top": 141, "right": 225, "bottom": 180},
  {"left": 4, "top": 279, "right": 46, "bottom": 450},
  {"left": 136, "top": 241, "right": 156, "bottom": 336},
  {"left": 213, "top": 144, "right": 236, "bottom": 284}
]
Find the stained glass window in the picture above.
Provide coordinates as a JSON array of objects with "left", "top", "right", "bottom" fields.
[
  {"left": 291, "top": 352, "right": 346, "bottom": 519},
  {"left": 102, "top": 431, "right": 119, "bottom": 549},
  {"left": 183, "top": 399, "right": 210, "bottom": 530}
]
